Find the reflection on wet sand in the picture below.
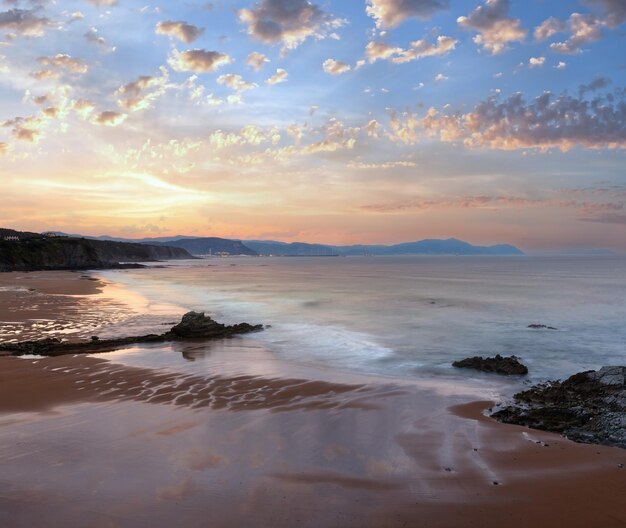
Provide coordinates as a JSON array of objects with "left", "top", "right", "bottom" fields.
[{"left": 1, "top": 352, "right": 625, "bottom": 528}]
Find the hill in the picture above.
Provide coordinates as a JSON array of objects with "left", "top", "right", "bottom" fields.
[
  {"left": 246, "top": 238, "right": 524, "bottom": 256},
  {"left": 0, "top": 231, "right": 192, "bottom": 272}
]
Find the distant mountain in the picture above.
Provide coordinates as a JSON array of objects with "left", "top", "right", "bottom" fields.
[
  {"left": 0, "top": 229, "right": 192, "bottom": 272},
  {"left": 151, "top": 238, "right": 257, "bottom": 256},
  {"left": 244, "top": 240, "right": 338, "bottom": 256},
  {"left": 336, "top": 238, "right": 523, "bottom": 256},
  {"left": 246, "top": 238, "right": 523, "bottom": 256},
  {"left": 51, "top": 233, "right": 524, "bottom": 257}
]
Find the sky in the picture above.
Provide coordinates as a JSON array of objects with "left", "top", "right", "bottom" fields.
[{"left": 0, "top": 0, "right": 625, "bottom": 250}]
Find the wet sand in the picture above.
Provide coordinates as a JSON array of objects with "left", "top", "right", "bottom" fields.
[{"left": 0, "top": 272, "right": 625, "bottom": 527}]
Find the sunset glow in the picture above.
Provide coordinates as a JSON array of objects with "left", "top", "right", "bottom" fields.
[{"left": 1, "top": 0, "right": 625, "bottom": 249}]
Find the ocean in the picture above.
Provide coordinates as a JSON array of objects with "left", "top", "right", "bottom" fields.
[{"left": 98, "top": 255, "right": 626, "bottom": 390}]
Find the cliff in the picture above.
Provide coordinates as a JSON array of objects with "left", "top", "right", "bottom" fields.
[{"left": 0, "top": 234, "right": 192, "bottom": 272}]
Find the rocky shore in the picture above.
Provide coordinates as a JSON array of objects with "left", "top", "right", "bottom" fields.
[
  {"left": 0, "top": 311, "right": 263, "bottom": 357},
  {"left": 493, "top": 366, "right": 626, "bottom": 449}
]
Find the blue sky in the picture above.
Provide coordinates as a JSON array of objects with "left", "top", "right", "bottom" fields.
[{"left": 0, "top": 0, "right": 625, "bottom": 249}]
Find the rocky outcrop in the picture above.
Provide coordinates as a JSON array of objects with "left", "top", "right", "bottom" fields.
[
  {"left": 492, "top": 366, "right": 626, "bottom": 448},
  {"left": 0, "top": 234, "right": 192, "bottom": 272},
  {"left": 0, "top": 312, "right": 264, "bottom": 357},
  {"left": 452, "top": 354, "right": 529, "bottom": 375},
  {"left": 170, "top": 311, "right": 258, "bottom": 338}
]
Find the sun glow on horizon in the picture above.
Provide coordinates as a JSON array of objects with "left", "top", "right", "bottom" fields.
[{"left": 0, "top": 0, "right": 624, "bottom": 249}]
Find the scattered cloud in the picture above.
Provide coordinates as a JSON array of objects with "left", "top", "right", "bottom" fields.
[
  {"left": 457, "top": 0, "right": 526, "bottom": 54},
  {"left": 84, "top": 26, "right": 115, "bottom": 52},
  {"left": 238, "top": 0, "right": 344, "bottom": 51},
  {"left": 246, "top": 51, "right": 269, "bottom": 71},
  {"left": 366, "top": 35, "right": 456, "bottom": 63},
  {"left": 416, "top": 86, "right": 626, "bottom": 151},
  {"left": 156, "top": 21, "right": 204, "bottom": 43},
  {"left": 366, "top": 0, "right": 449, "bottom": 28},
  {"left": 217, "top": 73, "right": 257, "bottom": 92},
  {"left": 549, "top": 13, "right": 604, "bottom": 54},
  {"left": 116, "top": 68, "right": 170, "bottom": 111},
  {"left": 323, "top": 58, "right": 350, "bottom": 75},
  {"left": 534, "top": 16, "right": 567, "bottom": 41},
  {"left": 528, "top": 56, "right": 545, "bottom": 68},
  {"left": 0, "top": 8, "right": 50, "bottom": 37},
  {"left": 168, "top": 49, "right": 232, "bottom": 73},
  {"left": 265, "top": 68, "right": 288, "bottom": 84},
  {"left": 92, "top": 110, "right": 127, "bottom": 126},
  {"left": 37, "top": 54, "right": 89, "bottom": 74},
  {"left": 86, "top": 0, "right": 118, "bottom": 7}
]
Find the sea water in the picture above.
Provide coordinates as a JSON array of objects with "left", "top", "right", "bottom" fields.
[{"left": 99, "top": 256, "right": 626, "bottom": 384}]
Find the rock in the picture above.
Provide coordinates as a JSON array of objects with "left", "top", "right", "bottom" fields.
[
  {"left": 492, "top": 366, "right": 626, "bottom": 449},
  {"left": 5, "top": 337, "right": 62, "bottom": 355},
  {"left": 528, "top": 324, "right": 558, "bottom": 330},
  {"left": 0, "top": 311, "right": 263, "bottom": 357},
  {"left": 588, "top": 366, "right": 625, "bottom": 386},
  {"left": 452, "top": 354, "right": 528, "bottom": 375},
  {"left": 170, "top": 311, "right": 227, "bottom": 338}
]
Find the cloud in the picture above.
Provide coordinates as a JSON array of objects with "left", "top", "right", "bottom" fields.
[
  {"left": 366, "top": 0, "right": 449, "bottom": 28},
  {"left": 72, "top": 99, "right": 97, "bottom": 119},
  {"left": 322, "top": 58, "right": 350, "bottom": 75},
  {"left": 457, "top": 0, "right": 526, "bottom": 54},
  {"left": 365, "top": 41, "right": 402, "bottom": 63},
  {"left": 168, "top": 49, "right": 232, "bottom": 73},
  {"left": 583, "top": 0, "right": 626, "bottom": 27},
  {"left": 37, "top": 54, "right": 89, "bottom": 74},
  {"left": 116, "top": 68, "right": 170, "bottom": 111},
  {"left": 528, "top": 56, "right": 545, "bottom": 68},
  {"left": 0, "top": 142, "right": 7, "bottom": 155},
  {"left": 84, "top": 27, "right": 116, "bottom": 52},
  {"left": 246, "top": 51, "right": 269, "bottom": 71},
  {"left": 86, "top": 0, "right": 118, "bottom": 6},
  {"left": 92, "top": 111, "right": 127, "bottom": 126},
  {"left": 238, "top": 0, "right": 343, "bottom": 51},
  {"left": 549, "top": 13, "right": 604, "bottom": 54},
  {"left": 579, "top": 213, "right": 626, "bottom": 225},
  {"left": 217, "top": 73, "right": 257, "bottom": 92},
  {"left": 265, "top": 68, "right": 288, "bottom": 84},
  {"left": 2, "top": 115, "right": 45, "bottom": 143},
  {"left": 366, "top": 35, "right": 456, "bottom": 63},
  {"left": 434, "top": 73, "right": 448, "bottom": 81},
  {"left": 155, "top": 21, "right": 204, "bottom": 43},
  {"left": 534, "top": 16, "right": 567, "bottom": 41},
  {"left": 414, "top": 87, "right": 626, "bottom": 151},
  {"left": 0, "top": 8, "right": 50, "bottom": 37}
]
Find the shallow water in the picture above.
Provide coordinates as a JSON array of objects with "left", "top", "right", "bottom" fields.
[{"left": 98, "top": 256, "right": 626, "bottom": 385}]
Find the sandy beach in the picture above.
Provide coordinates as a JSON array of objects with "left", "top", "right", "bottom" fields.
[{"left": 1, "top": 271, "right": 625, "bottom": 528}]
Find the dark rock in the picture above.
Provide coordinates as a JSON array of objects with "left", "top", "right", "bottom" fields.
[
  {"left": 528, "top": 324, "right": 558, "bottom": 330},
  {"left": 452, "top": 354, "right": 528, "bottom": 375},
  {"left": 170, "top": 311, "right": 227, "bottom": 338},
  {"left": 492, "top": 366, "right": 626, "bottom": 449},
  {"left": 91, "top": 336, "right": 100, "bottom": 342}
]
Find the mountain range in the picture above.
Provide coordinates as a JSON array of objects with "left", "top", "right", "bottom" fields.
[{"left": 59, "top": 233, "right": 524, "bottom": 257}]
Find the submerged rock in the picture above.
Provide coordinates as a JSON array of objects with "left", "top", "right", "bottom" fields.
[
  {"left": 492, "top": 366, "right": 626, "bottom": 449},
  {"left": 528, "top": 324, "right": 558, "bottom": 330},
  {"left": 452, "top": 354, "right": 528, "bottom": 375}
]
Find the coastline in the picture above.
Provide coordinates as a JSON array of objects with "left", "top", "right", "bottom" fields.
[{"left": 0, "top": 270, "right": 625, "bottom": 527}]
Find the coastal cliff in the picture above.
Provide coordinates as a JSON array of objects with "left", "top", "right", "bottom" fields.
[{"left": 0, "top": 231, "right": 192, "bottom": 271}]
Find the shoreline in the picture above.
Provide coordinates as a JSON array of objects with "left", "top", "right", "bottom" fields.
[{"left": 0, "top": 270, "right": 625, "bottom": 527}]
